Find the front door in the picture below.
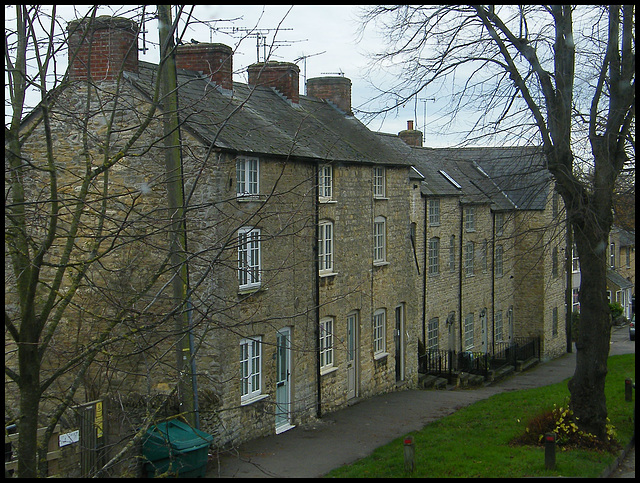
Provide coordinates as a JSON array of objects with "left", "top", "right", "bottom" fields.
[
  {"left": 395, "top": 304, "right": 405, "bottom": 382},
  {"left": 346, "top": 313, "right": 359, "bottom": 400},
  {"left": 275, "top": 327, "right": 293, "bottom": 433}
]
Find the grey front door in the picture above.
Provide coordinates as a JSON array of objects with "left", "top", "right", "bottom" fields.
[
  {"left": 275, "top": 327, "right": 292, "bottom": 432},
  {"left": 346, "top": 313, "right": 358, "bottom": 400}
]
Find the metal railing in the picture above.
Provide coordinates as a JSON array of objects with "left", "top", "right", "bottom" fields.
[{"left": 419, "top": 336, "right": 540, "bottom": 380}]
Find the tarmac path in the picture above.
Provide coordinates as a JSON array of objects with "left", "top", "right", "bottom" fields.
[{"left": 207, "top": 325, "right": 634, "bottom": 478}]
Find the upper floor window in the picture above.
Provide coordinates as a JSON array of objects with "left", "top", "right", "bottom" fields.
[
  {"left": 609, "top": 242, "right": 615, "bottom": 268},
  {"left": 373, "top": 167, "right": 386, "bottom": 198},
  {"left": 319, "top": 164, "right": 333, "bottom": 201},
  {"left": 428, "top": 199, "right": 440, "bottom": 226},
  {"left": 373, "top": 216, "right": 386, "bottom": 264},
  {"left": 449, "top": 235, "right": 456, "bottom": 272},
  {"left": 495, "top": 244, "right": 504, "bottom": 277},
  {"left": 319, "top": 317, "right": 334, "bottom": 369},
  {"left": 428, "top": 237, "right": 440, "bottom": 275},
  {"left": 236, "top": 157, "right": 259, "bottom": 197},
  {"left": 238, "top": 227, "right": 261, "bottom": 289},
  {"left": 464, "top": 206, "right": 476, "bottom": 232},
  {"left": 495, "top": 212, "right": 505, "bottom": 236},
  {"left": 318, "top": 220, "right": 334, "bottom": 274},
  {"left": 240, "top": 336, "right": 262, "bottom": 402},
  {"left": 572, "top": 243, "right": 580, "bottom": 272},
  {"left": 465, "top": 241, "right": 475, "bottom": 276}
]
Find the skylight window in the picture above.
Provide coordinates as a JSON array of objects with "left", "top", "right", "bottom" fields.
[{"left": 438, "top": 170, "right": 462, "bottom": 189}]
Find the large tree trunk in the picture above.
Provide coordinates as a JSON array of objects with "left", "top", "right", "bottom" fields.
[
  {"left": 568, "top": 216, "right": 612, "bottom": 440},
  {"left": 18, "top": 333, "right": 41, "bottom": 478}
]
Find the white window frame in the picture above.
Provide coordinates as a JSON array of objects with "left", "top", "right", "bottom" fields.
[
  {"left": 238, "top": 227, "right": 261, "bottom": 289},
  {"left": 465, "top": 241, "right": 474, "bottom": 276},
  {"left": 318, "top": 220, "right": 334, "bottom": 274},
  {"left": 373, "top": 216, "right": 386, "bottom": 264},
  {"left": 464, "top": 313, "right": 474, "bottom": 350},
  {"left": 449, "top": 235, "right": 456, "bottom": 273},
  {"left": 373, "top": 308, "right": 386, "bottom": 355},
  {"left": 240, "top": 336, "right": 262, "bottom": 403},
  {"left": 319, "top": 164, "right": 333, "bottom": 201},
  {"left": 427, "top": 317, "right": 439, "bottom": 351},
  {"left": 495, "top": 244, "right": 504, "bottom": 277},
  {"left": 373, "top": 167, "right": 386, "bottom": 198},
  {"left": 319, "top": 317, "right": 334, "bottom": 370},
  {"left": 236, "top": 157, "right": 259, "bottom": 197},
  {"left": 428, "top": 237, "right": 440, "bottom": 275},
  {"left": 464, "top": 206, "right": 475, "bottom": 232},
  {"left": 495, "top": 310, "right": 503, "bottom": 341},
  {"left": 428, "top": 199, "right": 440, "bottom": 226}
]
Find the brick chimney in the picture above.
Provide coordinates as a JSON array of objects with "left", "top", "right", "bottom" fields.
[
  {"left": 175, "top": 43, "right": 233, "bottom": 91},
  {"left": 306, "top": 76, "right": 352, "bottom": 115},
  {"left": 67, "top": 16, "right": 138, "bottom": 82},
  {"left": 247, "top": 62, "right": 300, "bottom": 104},
  {"left": 398, "top": 120, "right": 423, "bottom": 147}
]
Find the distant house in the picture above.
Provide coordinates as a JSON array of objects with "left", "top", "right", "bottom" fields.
[{"left": 6, "top": 14, "right": 577, "bottom": 465}]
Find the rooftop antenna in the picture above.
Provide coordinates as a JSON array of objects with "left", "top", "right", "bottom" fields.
[
  {"left": 420, "top": 97, "right": 436, "bottom": 133},
  {"left": 294, "top": 51, "right": 326, "bottom": 94},
  {"left": 321, "top": 69, "right": 345, "bottom": 76},
  {"left": 218, "top": 26, "right": 296, "bottom": 62}
]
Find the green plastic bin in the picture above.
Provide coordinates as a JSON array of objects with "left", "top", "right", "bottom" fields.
[{"left": 142, "top": 419, "right": 214, "bottom": 478}]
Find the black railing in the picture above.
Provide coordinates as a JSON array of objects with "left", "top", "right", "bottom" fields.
[{"left": 419, "top": 336, "right": 540, "bottom": 380}]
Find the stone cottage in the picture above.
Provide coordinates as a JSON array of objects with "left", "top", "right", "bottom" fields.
[{"left": 6, "top": 14, "right": 573, "bottom": 472}]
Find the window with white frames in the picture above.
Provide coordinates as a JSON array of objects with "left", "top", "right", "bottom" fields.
[
  {"left": 495, "top": 212, "right": 505, "bottom": 236},
  {"left": 319, "top": 317, "right": 334, "bottom": 369},
  {"left": 428, "top": 199, "right": 440, "bottom": 226},
  {"left": 373, "top": 309, "right": 386, "bottom": 355},
  {"left": 572, "top": 243, "right": 579, "bottom": 272},
  {"left": 449, "top": 235, "right": 456, "bottom": 272},
  {"left": 427, "top": 317, "right": 439, "bottom": 351},
  {"left": 428, "top": 237, "right": 440, "bottom": 275},
  {"left": 464, "top": 206, "right": 475, "bottom": 231},
  {"left": 236, "top": 157, "right": 259, "bottom": 197},
  {"left": 240, "top": 337, "right": 262, "bottom": 402},
  {"left": 373, "top": 167, "right": 386, "bottom": 198},
  {"left": 610, "top": 242, "right": 615, "bottom": 268},
  {"left": 495, "top": 310, "right": 503, "bottom": 341},
  {"left": 464, "top": 313, "right": 474, "bottom": 350},
  {"left": 238, "top": 227, "right": 261, "bottom": 289},
  {"left": 373, "top": 216, "right": 386, "bottom": 263},
  {"left": 495, "top": 244, "right": 504, "bottom": 277},
  {"left": 319, "top": 164, "right": 333, "bottom": 200},
  {"left": 318, "top": 220, "right": 334, "bottom": 274},
  {"left": 465, "top": 241, "right": 474, "bottom": 276}
]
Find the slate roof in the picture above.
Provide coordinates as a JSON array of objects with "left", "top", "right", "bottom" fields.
[
  {"left": 407, "top": 145, "right": 550, "bottom": 211},
  {"left": 127, "top": 61, "right": 415, "bottom": 166}
]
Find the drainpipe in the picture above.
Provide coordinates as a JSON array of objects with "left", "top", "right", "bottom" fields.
[
  {"left": 458, "top": 201, "right": 464, "bottom": 353},
  {"left": 491, "top": 212, "right": 496, "bottom": 356},
  {"left": 422, "top": 197, "right": 428, "bottom": 349},
  {"left": 314, "top": 165, "right": 322, "bottom": 418}
]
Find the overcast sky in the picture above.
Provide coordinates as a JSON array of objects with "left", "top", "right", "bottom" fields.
[{"left": 5, "top": 5, "right": 457, "bottom": 146}]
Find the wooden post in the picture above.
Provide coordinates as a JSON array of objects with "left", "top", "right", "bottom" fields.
[{"left": 403, "top": 435, "right": 415, "bottom": 473}]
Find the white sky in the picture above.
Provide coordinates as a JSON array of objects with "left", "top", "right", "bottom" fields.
[{"left": 5, "top": 5, "right": 460, "bottom": 146}]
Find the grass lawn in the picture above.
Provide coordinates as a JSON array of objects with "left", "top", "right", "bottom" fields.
[{"left": 324, "top": 353, "right": 635, "bottom": 478}]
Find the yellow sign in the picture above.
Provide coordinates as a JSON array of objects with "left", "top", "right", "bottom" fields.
[{"left": 95, "top": 401, "right": 103, "bottom": 438}]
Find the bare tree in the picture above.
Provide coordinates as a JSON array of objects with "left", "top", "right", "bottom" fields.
[{"left": 358, "top": 5, "right": 634, "bottom": 440}]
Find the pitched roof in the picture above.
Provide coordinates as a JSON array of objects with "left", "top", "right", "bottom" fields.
[
  {"left": 407, "top": 145, "right": 549, "bottom": 210},
  {"left": 128, "top": 62, "right": 414, "bottom": 166}
]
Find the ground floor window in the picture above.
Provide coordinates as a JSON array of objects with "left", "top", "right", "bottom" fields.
[{"left": 240, "top": 336, "right": 262, "bottom": 402}]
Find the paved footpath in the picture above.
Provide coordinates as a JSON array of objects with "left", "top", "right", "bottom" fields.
[{"left": 207, "top": 326, "right": 634, "bottom": 478}]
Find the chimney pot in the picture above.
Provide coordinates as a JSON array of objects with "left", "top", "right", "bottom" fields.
[
  {"left": 67, "top": 16, "right": 138, "bottom": 82},
  {"left": 306, "top": 76, "right": 352, "bottom": 115},
  {"left": 407, "top": 120, "right": 414, "bottom": 130},
  {"left": 175, "top": 43, "right": 233, "bottom": 91},
  {"left": 248, "top": 62, "right": 300, "bottom": 104}
]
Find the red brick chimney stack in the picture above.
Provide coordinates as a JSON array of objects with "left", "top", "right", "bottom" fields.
[
  {"left": 67, "top": 16, "right": 139, "bottom": 82},
  {"left": 398, "top": 120, "right": 423, "bottom": 147},
  {"left": 247, "top": 62, "right": 300, "bottom": 104},
  {"left": 306, "top": 76, "right": 352, "bottom": 115},
  {"left": 175, "top": 43, "right": 233, "bottom": 91}
]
